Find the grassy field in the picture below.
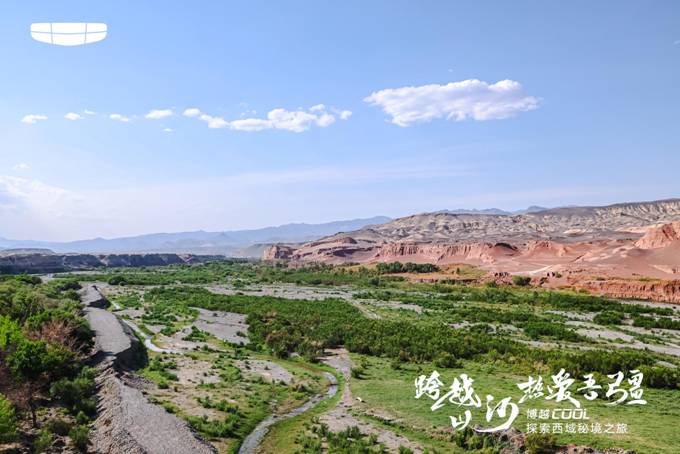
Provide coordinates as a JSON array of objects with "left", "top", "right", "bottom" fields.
[
  {"left": 68, "top": 261, "right": 680, "bottom": 453},
  {"left": 350, "top": 355, "right": 680, "bottom": 454},
  {"left": 259, "top": 364, "right": 345, "bottom": 453},
  {"left": 139, "top": 345, "right": 336, "bottom": 453}
]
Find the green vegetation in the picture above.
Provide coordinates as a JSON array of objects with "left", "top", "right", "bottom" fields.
[
  {"left": 69, "top": 424, "right": 90, "bottom": 451},
  {"left": 523, "top": 321, "right": 585, "bottom": 342},
  {"left": 0, "top": 275, "right": 95, "bottom": 448},
  {"left": 594, "top": 311, "right": 625, "bottom": 325},
  {"left": 376, "top": 262, "right": 439, "bottom": 274},
  {"left": 351, "top": 355, "right": 680, "bottom": 454},
  {"left": 0, "top": 394, "right": 17, "bottom": 443},
  {"left": 633, "top": 314, "right": 680, "bottom": 330},
  {"left": 141, "top": 285, "right": 680, "bottom": 390},
  {"left": 296, "top": 422, "right": 389, "bottom": 453},
  {"left": 512, "top": 275, "right": 532, "bottom": 286},
  {"left": 49, "top": 367, "right": 97, "bottom": 417},
  {"left": 52, "top": 261, "right": 680, "bottom": 452}
]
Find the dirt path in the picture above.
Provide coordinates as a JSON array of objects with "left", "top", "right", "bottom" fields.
[
  {"left": 319, "top": 348, "right": 422, "bottom": 453},
  {"left": 81, "top": 285, "right": 215, "bottom": 454}
]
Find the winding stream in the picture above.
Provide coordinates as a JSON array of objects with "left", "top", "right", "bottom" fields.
[
  {"left": 98, "top": 285, "right": 341, "bottom": 453},
  {"left": 238, "top": 371, "right": 339, "bottom": 454},
  {"left": 122, "top": 319, "right": 183, "bottom": 354}
]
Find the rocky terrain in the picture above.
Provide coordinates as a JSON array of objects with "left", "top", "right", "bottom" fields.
[
  {"left": 265, "top": 199, "right": 680, "bottom": 302},
  {"left": 81, "top": 285, "right": 216, "bottom": 454}
]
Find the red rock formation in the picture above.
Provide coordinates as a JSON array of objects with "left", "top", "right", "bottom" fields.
[
  {"left": 575, "top": 279, "right": 680, "bottom": 304},
  {"left": 523, "top": 240, "right": 571, "bottom": 257},
  {"left": 372, "top": 242, "right": 518, "bottom": 264},
  {"left": 635, "top": 221, "right": 680, "bottom": 249},
  {"left": 262, "top": 244, "right": 296, "bottom": 260}
]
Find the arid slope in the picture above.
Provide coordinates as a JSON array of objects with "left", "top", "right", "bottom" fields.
[{"left": 264, "top": 199, "right": 680, "bottom": 302}]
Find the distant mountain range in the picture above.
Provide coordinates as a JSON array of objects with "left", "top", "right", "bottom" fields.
[
  {"left": 440, "top": 206, "right": 548, "bottom": 216},
  {"left": 0, "top": 205, "right": 594, "bottom": 257},
  {"left": 0, "top": 216, "right": 391, "bottom": 256}
]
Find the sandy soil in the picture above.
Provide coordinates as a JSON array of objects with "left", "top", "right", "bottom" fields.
[
  {"left": 174, "top": 357, "right": 221, "bottom": 385},
  {"left": 192, "top": 307, "right": 250, "bottom": 345},
  {"left": 546, "top": 310, "right": 596, "bottom": 321},
  {"left": 235, "top": 359, "right": 294, "bottom": 384}
]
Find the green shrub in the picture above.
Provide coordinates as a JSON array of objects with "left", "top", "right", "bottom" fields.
[
  {"left": 593, "top": 311, "right": 624, "bottom": 325},
  {"left": 523, "top": 322, "right": 583, "bottom": 342},
  {"left": 50, "top": 367, "right": 97, "bottom": 416},
  {"left": 434, "top": 351, "right": 461, "bottom": 368},
  {"left": 187, "top": 414, "right": 240, "bottom": 438},
  {"left": 350, "top": 367, "right": 364, "bottom": 379},
  {"left": 633, "top": 315, "right": 680, "bottom": 330},
  {"left": 68, "top": 425, "right": 90, "bottom": 452},
  {"left": 0, "top": 395, "right": 17, "bottom": 443},
  {"left": 107, "top": 275, "right": 128, "bottom": 286},
  {"left": 525, "top": 433, "right": 557, "bottom": 454},
  {"left": 376, "top": 262, "right": 439, "bottom": 274},
  {"left": 513, "top": 275, "right": 532, "bottom": 286},
  {"left": 35, "top": 428, "right": 52, "bottom": 452},
  {"left": 47, "top": 418, "right": 72, "bottom": 436}
]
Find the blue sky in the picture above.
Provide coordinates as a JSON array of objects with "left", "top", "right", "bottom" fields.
[{"left": 0, "top": 1, "right": 679, "bottom": 241}]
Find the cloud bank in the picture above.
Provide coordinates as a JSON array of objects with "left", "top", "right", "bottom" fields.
[
  {"left": 364, "top": 79, "right": 540, "bottom": 126},
  {"left": 109, "top": 113, "right": 130, "bottom": 122},
  {"left": 184, "top": 105, "right": 351, "bottom": 132}
]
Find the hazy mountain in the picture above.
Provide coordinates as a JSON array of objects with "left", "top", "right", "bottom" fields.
[
  {"left": 0, "top": 216, "right": 391, "bottom": 256},
  {"left": 440, "top": 208, "right": 512, "bottom": 215},
  {"left": 278, "top": 198, "right": 680, "bottom": 262},
  {"left": 441, "top": 206, "right": 550, "bottom": 216}
]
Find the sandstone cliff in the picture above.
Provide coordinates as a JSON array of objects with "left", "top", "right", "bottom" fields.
[
  {"left": 635, "top": 221, "right": 680, "bottom": 249},
  {"left": 575, "top": 279, "right": 680, "bottom": 304}
]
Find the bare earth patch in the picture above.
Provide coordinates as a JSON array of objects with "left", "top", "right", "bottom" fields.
[
  {"left": 235, "top": 359, "right": 294, "bottom": 384},
  {"left": 174, "top": 357, "right": 221, "bottom": 385},
  {"left": 192, "top": 307, "right": 250, "bottom": 345}
]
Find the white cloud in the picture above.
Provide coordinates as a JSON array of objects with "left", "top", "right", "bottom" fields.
[
  {"left": 265, "top": 108, "right": 319, "bottom": 132},
  {"left": 364, "top": 79, "right": 540, "bottom": 126},
  {"left": 145, "top": 109, "right": 173, "bottom": 119},
  {"left": 199, "top": 113, "right": 230, "bottom": 129},
  {"left": 12, "top": 163, "right": 30, "bottom": 171},
  {"left": 183, "top": 107, "right": 201, "bottom": 117},
  {"left": 84, "top": 109, "right": 96, "bottom": 115},
  {"left": 0, "top": 176, "right": 88, "bottom": 240},
  {"left": 227, "top": 117, "right": 268, "bottom": 131},
  {"left": 109, "top": 113, "right": 130, "bottom": 122},
  {"left": 339, "top": 110, "right": 352, "bottom": 120},
  {"left": 316, "top": 113, "right": 335, "bottom": 127},
  {"left": 187, "top": 105, "right": 351, "bottom": 132},
  {"left": 163, "top": 128, "right": 173, "bottom": 133},
  {"left": 21, "top": 114, "right": 48, "bottom": 124},
  {"left": 64, "top": 112, "right": 83, "bottom": 120}
]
